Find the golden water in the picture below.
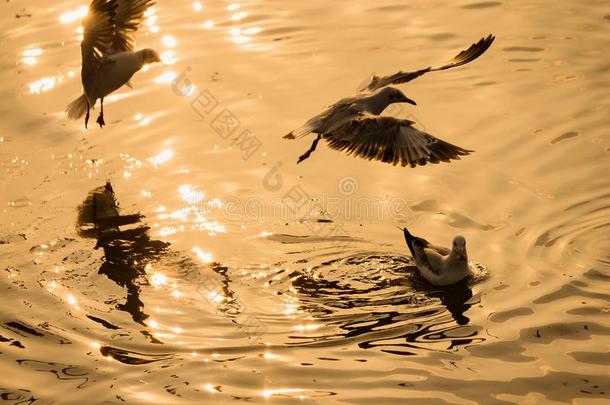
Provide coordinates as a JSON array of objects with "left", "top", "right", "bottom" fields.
[{"left": 1, "top": 0, "right": 609, "bottom": 403}]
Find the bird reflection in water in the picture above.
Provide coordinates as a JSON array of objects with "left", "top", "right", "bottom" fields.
[
  {"left": 77, "top": 182, "right": 169, "bottom": 327},
  {"left": 207, "top": 263, "right": 241, "bottom": 316},
  {"left": 427, "top": 279, "right": 476, "bottom": 326},
  {"left": 288, "top": 257, "right": 483, "bottom": 354}
]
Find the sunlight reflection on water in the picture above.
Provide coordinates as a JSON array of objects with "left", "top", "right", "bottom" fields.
[{"left": 0, "top": 0, "right": 608, "bottom": 403}]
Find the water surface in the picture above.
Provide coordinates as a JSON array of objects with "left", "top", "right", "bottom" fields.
[{"left": 1, "top": 0, "right": 609, "bottom": 403}]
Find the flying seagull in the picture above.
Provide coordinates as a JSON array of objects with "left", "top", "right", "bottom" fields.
[
  {"left": 66, "top": 0, "right": 160, "bottom": 128},
  {"left": 284, "top": 35, "right": 495, "bottom": 167},
  {"left": 402, "top": 227, "right": 470, "bottom": 286}
]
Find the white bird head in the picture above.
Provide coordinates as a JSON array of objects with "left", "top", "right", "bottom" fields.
[
  {"left": 376, "top": 87, "right": 417, "bottom": 107},
  {"left": 452, "top": 235, "right": 468, "bottom": 261},
  {"left": 140, "top": 48, "right": 161, "bottom": 64}
]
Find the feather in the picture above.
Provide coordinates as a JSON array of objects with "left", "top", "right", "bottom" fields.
[
  {"left": 324, "top": 115, "right": 472, "bottom": 167},
  {"left": 65, "top": 94, "right": 89, "bottom": 120},
  {"left": 362, "top": 35, "right": 495, "bottom": 92}
]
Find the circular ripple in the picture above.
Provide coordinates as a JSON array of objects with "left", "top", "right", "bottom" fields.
[{"left": 280, "top": 252, "right": 489, "bottom": 353}]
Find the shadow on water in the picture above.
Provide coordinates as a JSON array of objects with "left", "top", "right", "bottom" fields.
[
  {"left": 74, "top": 183, "right": 485, "bottom": 358},
  {"left": 77, "top": 182, "right": 169, "bottom": 327},
  {"left": 429, "top": 279, "right": 476, "bottom": 326},
  {"left": 286, "top": 253, "right": 483, "bottom": 354},
  {"left": 76, "top": 183, "right": 259, "bottom": 357}
]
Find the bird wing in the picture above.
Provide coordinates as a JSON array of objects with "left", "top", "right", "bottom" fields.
[
  {"left": 324, "top": 115, "right": 472, "bottom": 167},
  {"left": 81, "top": 0, "right": 119, "bottom": 94},
  {"left": 427, "top": 244, "right": 451, "bottom": 256},
  {"left": 403, "top": 227, "right": 430, "bottom": 257},
  {"left": 111, "top": 0, "right": 156, "bottom": 53},
  {"left": 361, "top": 35, "right": 495, "bottom": 92},
  {"left": 422, "top": 248, "right": 445, "bottom": 274}
]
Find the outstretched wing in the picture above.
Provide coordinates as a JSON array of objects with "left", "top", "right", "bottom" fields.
[
  {"left": 324, "top": 115, "right": 472, "bottom": 167},
  {"left": 111, "top": 0, "right": 156, "bottom": 53},
  {"left": 361, "top": 35, "right": 495, "bottom": 92},
  {"left": 81, "top": 0, "right": 119, "bottom": 93},
  {"left": 434, "top": 34, "right": 495, "bottom": 71}
]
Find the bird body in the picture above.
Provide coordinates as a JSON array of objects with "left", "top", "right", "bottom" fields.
[
  {"left": 285, "top": 35, "right": 495, "bottom": 167},
  {"left": 402, "top": 228, "right": 470, "bottom": 286},
  {"left": 287, "top": 87, "right": 414, "bottom": 139},
  {"left": 66, "top": 0, "right": 159, "bottom": 128},
  {"left": 87, "top": 50, "right": 144, "bottom": 104}
]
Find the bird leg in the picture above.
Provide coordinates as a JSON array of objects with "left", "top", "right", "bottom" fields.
[
  {"left": 297, "top": 134, "right": 322, "bottom": 164},
  {"left": 85, "top": 102, "right": 90, "bottom": 129},
  {"left": 96, "top": 97, "right": 106, "bottom": 128}
]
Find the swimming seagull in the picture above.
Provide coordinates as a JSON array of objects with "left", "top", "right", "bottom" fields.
[
  {"left": 66, "top": 0, "right": 160, "bottom": 128},
  {"left": 402, "top": 227, "right": 470, "bottom": 286},
  {"left": 284, "top": 35, "right": 495, "bottom": 167}
]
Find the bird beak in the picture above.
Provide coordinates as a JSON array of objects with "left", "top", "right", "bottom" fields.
[{"left": 403, "top": 96, "right": 417, "bottom": 106}]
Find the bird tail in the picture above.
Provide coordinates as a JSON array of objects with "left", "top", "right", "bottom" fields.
[
  {"left": 65, "top": 94, "right": 89, "bottom": 120},
  {"left": 402, "top": 227, "right": 417, "bottom": 257},
  {"left": 283, "top": 119, "right": 319, "bottom": 139},
  {"left": 283, "top": 127, "right": 310, "bottom": 139}
]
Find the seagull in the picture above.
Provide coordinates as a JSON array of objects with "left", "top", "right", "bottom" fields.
[
  {"left": 65, "top": 0, "right": 160, "bottom": 128},
  {"left": 284, "top": 35, "right": 495, "bottom": 167},
  {"left": 402, "top": 227, "right": 470, "bottom": 286}
]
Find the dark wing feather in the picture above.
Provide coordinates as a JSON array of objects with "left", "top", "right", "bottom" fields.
[
  {"left": 434, "top": 34, "right": 495, "bottom": 71},
  {"left": 324, "top": 115, "right": 472, "bottom": 167},
  {"left": 111, "top": 0, "right": 156, "bottom": 53},
  {"left": 362, "top": 67, "right": 431, "bottom": 93},
  {"left": 362, "top": 35, "right": 495, "bottom": 92},
  {"left": 403, "top": 227, "right": 430, "bottom": 257},
  {"left": 403, "top": 228, "right": 442, "bottom": 274},
  {"left": 81, "top": 0, "right": 119, "bottom": 94}
]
